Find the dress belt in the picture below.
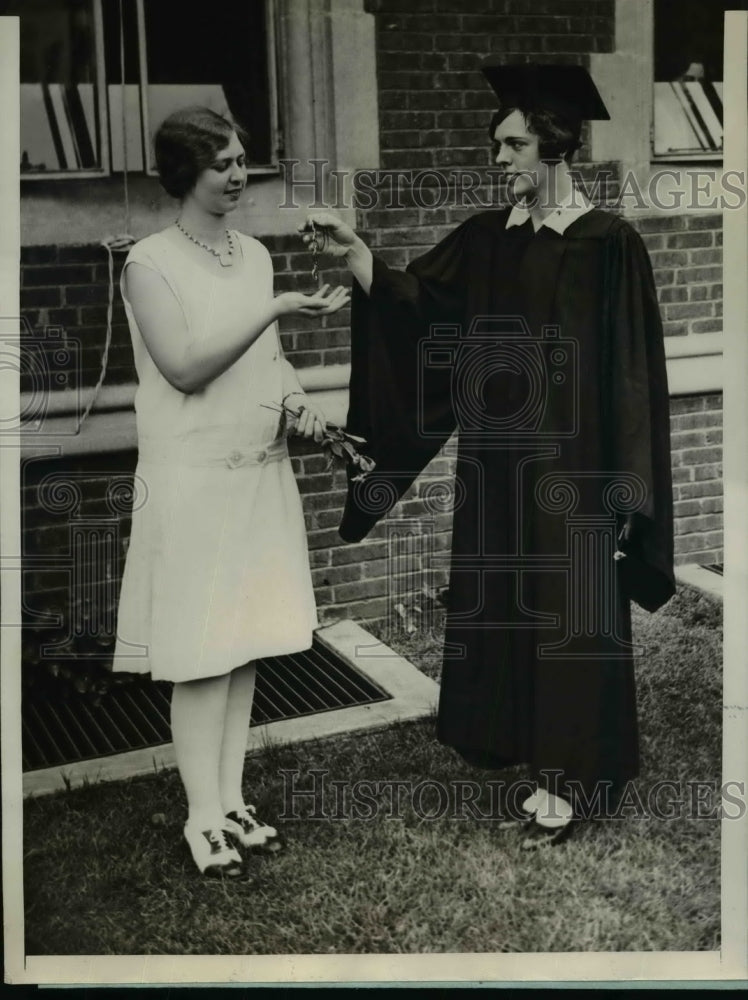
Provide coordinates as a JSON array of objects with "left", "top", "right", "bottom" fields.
[{"left": 137, "top": 433, "right": 289, "bottom": 469}]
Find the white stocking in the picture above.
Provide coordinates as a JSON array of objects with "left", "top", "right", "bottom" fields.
[
  {"left": 171, "top": 672, "right": 231, "bottom": 829},
  {"left": 218, "top": 661, "right": 257, "bottom": 816}
]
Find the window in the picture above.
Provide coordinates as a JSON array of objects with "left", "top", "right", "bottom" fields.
[
  {"left": 653, "top": 0, "right": 748, "bottom": 160},
  {"left": 9, "top": 0, "right": 106, "bottom": 174},
  {"left": 140, "top": 0, "right": 277, "bottom": 173},
  {"left": 10, "top": 0, "right": 280, "bottom": 178}
]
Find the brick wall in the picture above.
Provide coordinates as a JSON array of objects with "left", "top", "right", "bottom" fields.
[
  {"left": 669, "top": 394, "right": 723, "bottom": 565},
  {"left": 633, "top": 215, "right": 723, "bottom": 337},
  {"left": 20, "top": 246, "right": 134, "bottom": 391},
  {"left": 367, "top": 0, "right": 615, "bottom": 171}
]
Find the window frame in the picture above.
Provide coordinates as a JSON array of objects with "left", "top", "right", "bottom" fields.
[
  {"left": 20, "top": 0, "right": 282, "bottom": 181},
  {"left": 139, "top": 0, "right": 282, "bottom": 178},
  {"left": 19, "top": 0, "right": 110, "bottom": 181},
  {"left": 651, "top": 79, "right": 725, "bottom": 165},
  {"left": 650, "top": 0, "right": 733, "bottom": 164}
]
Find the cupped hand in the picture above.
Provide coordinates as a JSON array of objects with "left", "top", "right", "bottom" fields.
[
  {"left": 297, "top": 212, "right": 359, "bottom": 258},
  {"left": 276, "top": 283, "right": 350, "bottom": 317}
]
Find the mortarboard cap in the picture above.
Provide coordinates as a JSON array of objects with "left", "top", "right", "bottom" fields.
[{"left": 481, "top": 62, "right": 610, "bottom": 122}]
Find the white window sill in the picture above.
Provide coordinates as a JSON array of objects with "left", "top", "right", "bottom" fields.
[{"left": 19, "top": 364, "right": 351, "bottom": 457}]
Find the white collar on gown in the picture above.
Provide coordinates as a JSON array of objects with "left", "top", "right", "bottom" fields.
[{"left": 505, "top": 188, "right": 593, "bottom": 235}]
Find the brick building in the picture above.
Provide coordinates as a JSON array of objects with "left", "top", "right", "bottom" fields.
[{"left": 17, "top": 0, "right": 735, "bottom": 674}]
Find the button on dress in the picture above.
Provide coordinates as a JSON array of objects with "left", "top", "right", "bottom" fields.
[{"left": 112, "top": 231, "right": 318, "bottom": 682}]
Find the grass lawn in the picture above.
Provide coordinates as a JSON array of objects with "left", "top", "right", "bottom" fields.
[{"left": 23, "top": 583, "right": 722, "bottom": 955}]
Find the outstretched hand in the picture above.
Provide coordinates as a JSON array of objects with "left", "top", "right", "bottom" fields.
[{"left": 275, "top": 283, "right": 350, "bottom": 317}]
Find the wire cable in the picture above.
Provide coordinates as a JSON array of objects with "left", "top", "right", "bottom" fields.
[{"left": 76, "top": 0, "right": 135, "bottom": 433}]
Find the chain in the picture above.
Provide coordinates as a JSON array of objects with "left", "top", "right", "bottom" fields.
[
  {"left": 310, "top": 221, "right": 320, "bottom": 283},
  {"left": 309, "top": 221, "right": 328, "bottom": 284}
]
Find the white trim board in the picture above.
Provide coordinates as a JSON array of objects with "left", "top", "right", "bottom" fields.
[
  {"left": 19, "top": 342, "right": 725, "bottom": 459},
  {"left": 22, "top": 620, "right": 440, "bottom": 798},
  {"left": 19, "top": 367, "right": 352, "bottom": 458},
  {"left": 666, "top": 332, "right": 723, "bottom": 396},
  {"left": 675, "top": 562, "right": 724, "bottom": 600}
]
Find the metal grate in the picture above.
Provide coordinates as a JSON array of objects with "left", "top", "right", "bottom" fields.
[{"left": 22, "top": 635, "right": 391, "bottom": 772}]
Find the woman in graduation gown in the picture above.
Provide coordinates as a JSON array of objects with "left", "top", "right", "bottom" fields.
[{"left": 301, "top": 64, "right": 675, "bottom": 847}]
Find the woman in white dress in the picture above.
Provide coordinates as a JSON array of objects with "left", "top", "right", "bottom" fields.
[{"left": 112, "top": 107, "right": 349, "bottom": 878}]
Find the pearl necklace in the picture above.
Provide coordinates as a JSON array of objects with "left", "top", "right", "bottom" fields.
[{"left": 175, "top": 220, "right": 235, "bottom": 267}]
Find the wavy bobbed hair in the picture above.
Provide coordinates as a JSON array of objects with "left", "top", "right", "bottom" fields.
[
  {"left": 488, "top": 105, "right": 582, "bottom": 164},
  {"left": 154, "top": 106, "right": 249, "bottom": 200}
]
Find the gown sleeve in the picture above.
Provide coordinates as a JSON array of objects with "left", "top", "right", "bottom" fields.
[
  {"left": 338, "top": 219, "right": 474, "bottom": 542},
  {"left": 603, "top": 221, "right": 676, "bottom": 612}
]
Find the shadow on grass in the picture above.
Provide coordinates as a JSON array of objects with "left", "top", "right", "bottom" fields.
[{"left": 23, "top": 585, "right": 721, "bottom": 955}]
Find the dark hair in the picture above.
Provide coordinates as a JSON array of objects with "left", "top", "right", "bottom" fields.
[
  {"left": 488, "top": 106, "right": 582, "bottom": 164},
  {"left": 154, "top": 106, "right": 249, "bottom": 200}
]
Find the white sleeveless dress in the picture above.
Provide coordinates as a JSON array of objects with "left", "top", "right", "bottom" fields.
[{"left": 112, "top": 230, "right": 319, "bottom": 682}]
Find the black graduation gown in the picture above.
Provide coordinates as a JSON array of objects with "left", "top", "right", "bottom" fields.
[{"left": 340, "top": 208, "right": 675, "bottom": 802}]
